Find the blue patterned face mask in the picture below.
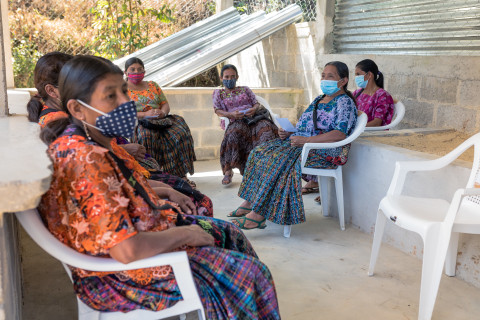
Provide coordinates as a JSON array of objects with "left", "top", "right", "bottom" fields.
[
  {"left": 355, "top": 75, "right": 368, "bottom": 89},
  {"left": 77, "top": 99, "right": 137, "bottom": 138},
  {"left": 223, "top": 79, "right": 236, "bottom": 89},
  {"left": 320, "top": 80, "right": 341, "bottom": 96}
]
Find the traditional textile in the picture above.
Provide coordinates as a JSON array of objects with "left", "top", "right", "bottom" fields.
[
  {"left": 39, "top": 124, "right": 279, "bottom": 318},
  {"left": 129, "top": 81, "right": 196, "bottom": 177},
  {"left": 38, "top": 105, "right": 68, "bottom": 128},
  {"left": 213, "top": 86, "right": 278, "bottom": 174},
  {"left": 353, "top": 88, "right": 394, "bottom": 126},
  {"left": 239, "top": 94, "right": 357, "bottom": 225},
  {"left": 114, "top": 138, "right": 213, "bottom": 217}
]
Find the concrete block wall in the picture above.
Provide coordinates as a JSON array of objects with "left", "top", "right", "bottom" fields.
[
  {"left": 226, "top": 22, "right": 321, "bottom": 107},
  {"left": 163, "top": 87, "right": 302, "bottom": 161}
]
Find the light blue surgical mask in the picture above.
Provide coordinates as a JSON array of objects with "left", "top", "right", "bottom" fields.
[
  {"left": 355, "top": 75, "right": 368, "bottom": 89},
  {"left": 320, "top": 80, "right": 341, "bottom": 96}
]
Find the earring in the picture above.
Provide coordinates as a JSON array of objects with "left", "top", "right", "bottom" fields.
[{"left": 82, "top": 122, "right": 92, "bottom": 140}]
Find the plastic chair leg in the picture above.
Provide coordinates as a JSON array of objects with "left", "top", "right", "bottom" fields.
[
  {"left": 334, "top": 169, "right": 345, "bottom": 230},
  {"left": 418, "top": 224, "right": 447, "bottom": 320},
  {"left": 284, "top": 225, "right": 292, "bottom": 238},
  {"left": 180, "top": 314, "right": 187, "bottom": 320},
  {"left": 445, "top": 232, "right": 459, "bottom": 277},
  {"left": 368, "top": 210, "right": 387, "bottom": 276},
  {"left": 319, "top": 176, "right": 330, "bottom": 217}
]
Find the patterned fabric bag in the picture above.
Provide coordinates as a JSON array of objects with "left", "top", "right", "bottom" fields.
[
  {"left": 244, "top": 105, "right": 273, "bottom": 126},
  {"left": 138, "top": 115, "right": 173, "bottom": 131}
]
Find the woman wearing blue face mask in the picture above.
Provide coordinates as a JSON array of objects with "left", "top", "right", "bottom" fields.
[
  {"left": 230, "top": 61, "right": 358, "bottom": 229},
  {"left": 38, "top": 55, "right": 281, "bottom": 319},
  {"left": 212, "top": 64, "right": 278, "bottom": 187},
  {"left": 354, "top": 59, "right": 394, "bottom": 127}
]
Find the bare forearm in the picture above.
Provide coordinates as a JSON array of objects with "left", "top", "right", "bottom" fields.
[
  {"left": 160, "top": 102, "right": 170, "bottom": 115},
  {"left": 307, "top": 130, "right": 346, "bottom": 143},
  {"left": 366, "top": 118, "right": 382, "bottom": 127},
  {"left": 215, "top": 109, "right": 231, "bottom": 118},
  {"left": 110, "top": 228, "right": 192, "bottom": 264},
  {"left": 148, "top": 179, "right": 170, "bottom": 189}
]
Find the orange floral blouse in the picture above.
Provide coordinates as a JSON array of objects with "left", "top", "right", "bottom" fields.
[
  {"left": 38, "top": 105, "right": 68, "bottom": 129},
  {"left": 127, "top": 81, "right": 168, "bottom": 112},
  {"left": 39, "top": 125, "right": 180, "bottom": 285}
]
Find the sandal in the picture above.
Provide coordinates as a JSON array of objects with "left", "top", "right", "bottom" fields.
[
  {"left": 222, "top": 172, "right": 233, "bottom": 185},
  {"left": 233, "top": 217, "right": 267, "bottom": 230},
  {"left": 302, "top": 187, "right": 319, "bottom": 195},
  {"left": 227, "top": 206, "right": 252, "bottom": 218},
  {"left": 314, "top": 196, "right": 321, "bottom": 204}
]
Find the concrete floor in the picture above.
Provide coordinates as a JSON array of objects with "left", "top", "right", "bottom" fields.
[{"left": 21, "top": 159, "right": 480, "bottom": 320}]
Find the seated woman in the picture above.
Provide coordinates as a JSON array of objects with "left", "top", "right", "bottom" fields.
[
  {"left": 213, "top": 64, "right": 278, "bottom": 186},
  {"left": 230, "top": 61, "right": 358, "bottom": 229},
  {"left": 303, "top": 59, "right": 395, "bottom": 201},
  {"left": 29, "top": 53, "right": 212, "bottom": 217},
  {"left": 38, "top": 55, "right": 280, "bottom": 319},
  {"left": 353, "top": 59, "right": 394, "bottom": 127},
  {"left": 125, "top": 57, "right": 197, "bottom": 187}
]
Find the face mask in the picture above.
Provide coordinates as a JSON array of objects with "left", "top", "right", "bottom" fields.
[
  {"left": 127, "top": 73, "right": 145, "bottom": 85},
  {"left": 320, "top": 80, "right": 341, "bottom": 96},
  {"left": 77, "top": 99, "right": 137, "bottom": 138},
  {"left": 223, "top": 79, "right": 236, "bottom": 89},
  {"left": 355, "top": 75, "right": 368, "bottom": 89}
]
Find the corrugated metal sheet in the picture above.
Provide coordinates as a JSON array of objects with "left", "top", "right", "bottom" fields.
[
  {"left": 333, "top": 0, "right": 480, "bottom": 55},
  {"left": 114, "top": 4, "right": 303, "bottom": 86}
]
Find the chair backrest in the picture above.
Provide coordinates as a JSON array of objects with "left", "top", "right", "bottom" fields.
[
  {"left": 363, "top": 101, "right": 405, "bottom": 131},
  {"left": 15, "top": 209, "right": 191, "bottom": 272},
  {"left": 220, "top": 94, "right": 279, "bottom": 129}
]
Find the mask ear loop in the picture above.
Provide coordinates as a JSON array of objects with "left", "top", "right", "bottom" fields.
[{"left": 77, "top": 99, "right": 109, "bottom": 116}]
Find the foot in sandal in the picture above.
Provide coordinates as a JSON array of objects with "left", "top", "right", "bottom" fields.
[{"left": 232, "top": 211, "right": 267, "bottom": 230}]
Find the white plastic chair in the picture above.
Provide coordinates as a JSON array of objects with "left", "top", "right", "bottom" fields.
[
  {"left": 363, "top": 101, "right": 405, "bottom": 131},
  {"left": 15, "top": 209, "right": 206, "bottom": 320},
  {"left": 368, "top": 132, "right": 480, "bottom": 320},
  {"left": 220, "top": 94, "right": 280, "bottom": 129},
  {"left": 283, "top": 113, "right": 368, "bottom": 238}
]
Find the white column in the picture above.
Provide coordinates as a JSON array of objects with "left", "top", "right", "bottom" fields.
[
  {"left": 216, "top": 0, "right": 233, "bottom": 13},
  {"left": 315, "top": 0, "right": 335, "bottom": 54},
  {"left": 0, "top": 0, "right": 8, "bottom": 117}
]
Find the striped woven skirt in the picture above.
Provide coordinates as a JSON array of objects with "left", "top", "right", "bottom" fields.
[
  {"left": 220, "top": 119, "right": 278, "bottom": 175},
  {"left": 132, "top": 114, "right": 196, "bottom": 177},
  {"left": 72, "top": 216, "right": 280, "bottom": 319},
  {"left": 239, "top": 138, "right": 351, "bottom": 225}
]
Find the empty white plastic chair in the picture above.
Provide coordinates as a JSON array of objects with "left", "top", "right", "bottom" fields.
[
  {"left": 15, "top": 209, "right": 206, "bottom": 320},
  {"left": 368, "top": 132, "right": 480, "bottom": 320},
  {"left": 363, "top": 101, "right": 405, "bottom": 131},
  {"left": 283, "top": 112, "right": 368, "bottom": 238},
  {"left": 220, "top": 94, "right": 280, "bottom": 129}
]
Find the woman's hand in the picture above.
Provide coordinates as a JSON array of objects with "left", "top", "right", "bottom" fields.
[
  {"left": 244, "top": 106, "right": 257, "bottom": 117},
  {"left": 229, "top": 110, "right": 245, "bottom": 120},
  {"left": 184, "top": 225, "right": 215, "bottom": 247},
  {"left": 121, "top": 143, "right": 146, "bottom": 161},
  {"left": 167, "top": 189, "right": 197, "bottom": 215},
  {"left": 141, "top": 108, "right": 158, "bottom": 118},
  {"left": 290, "top": 136, "right": 310, "bottom": 147},
  {"left": 278, "top": 128, "right": 293, "bottom": 140}
]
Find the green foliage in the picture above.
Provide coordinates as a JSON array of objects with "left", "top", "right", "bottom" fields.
[
  {"left": 11, "top": 39, "right": 42, "bottom": 88},
  {"left": 89, "top": 0, "right": 175, "bottom": 60}
]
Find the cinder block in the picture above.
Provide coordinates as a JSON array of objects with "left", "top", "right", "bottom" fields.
[
  {"left": 273, "top": 54, "right": 296, "bottom": 72},
  {"left": 436, "top": 104, "right": 477, "bottom": 133},
  {"left": 201, "top": 129, "right": 225, "bottom": 146},
  {"left": 269, "top": 71, "right": 287, "bottom": 87},
  {"left": 272, "top": 38, "right": 287, "bottom": 54},
  {"left": 190, "top": 129, "right": 200, "bottom": 147},
  {"left": 271, "top": 28, "right": 286, "bottom": 39},
  {"left": 403, "top": 100, "right": 435, "bottom": 127},
  {"left": 267, "top": 92, "right": 297, "bottom": 108},
  {"left": 458, "top": 80, "right": 480, "bottom": 107},
  {"left": 287, "top": 73, "right": 305, "bottom": 88},
  {"left": 182, "top": 110, "right": 215, "bottom": 129},
  {"left": 386, "top": 75, "right": 418, "bottom": 101},
  {"left": 419, "top": 77, "right": 457, "bottom": 103},
  {"left": 194, "top": 147, "right": 218, "bottom": 160}
]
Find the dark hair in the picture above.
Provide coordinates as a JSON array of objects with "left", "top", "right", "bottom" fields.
[
  {"left": 324, "top": 61, "right": 356, "bottom": 105},
  {"left": 27, "top": 52, "right": 73, "bottom": 123},
  {"left": 125, "top": 57, "right": 144, "bottom": 71},
  {"left": 220, "top": 64, "right": 238, "bottom": 77},
  {"left": 40, "top": 55, "right": 123, "bottom": 144},
  {"left": 355, "top": 59, "right": 384, "bottom": 88}
]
